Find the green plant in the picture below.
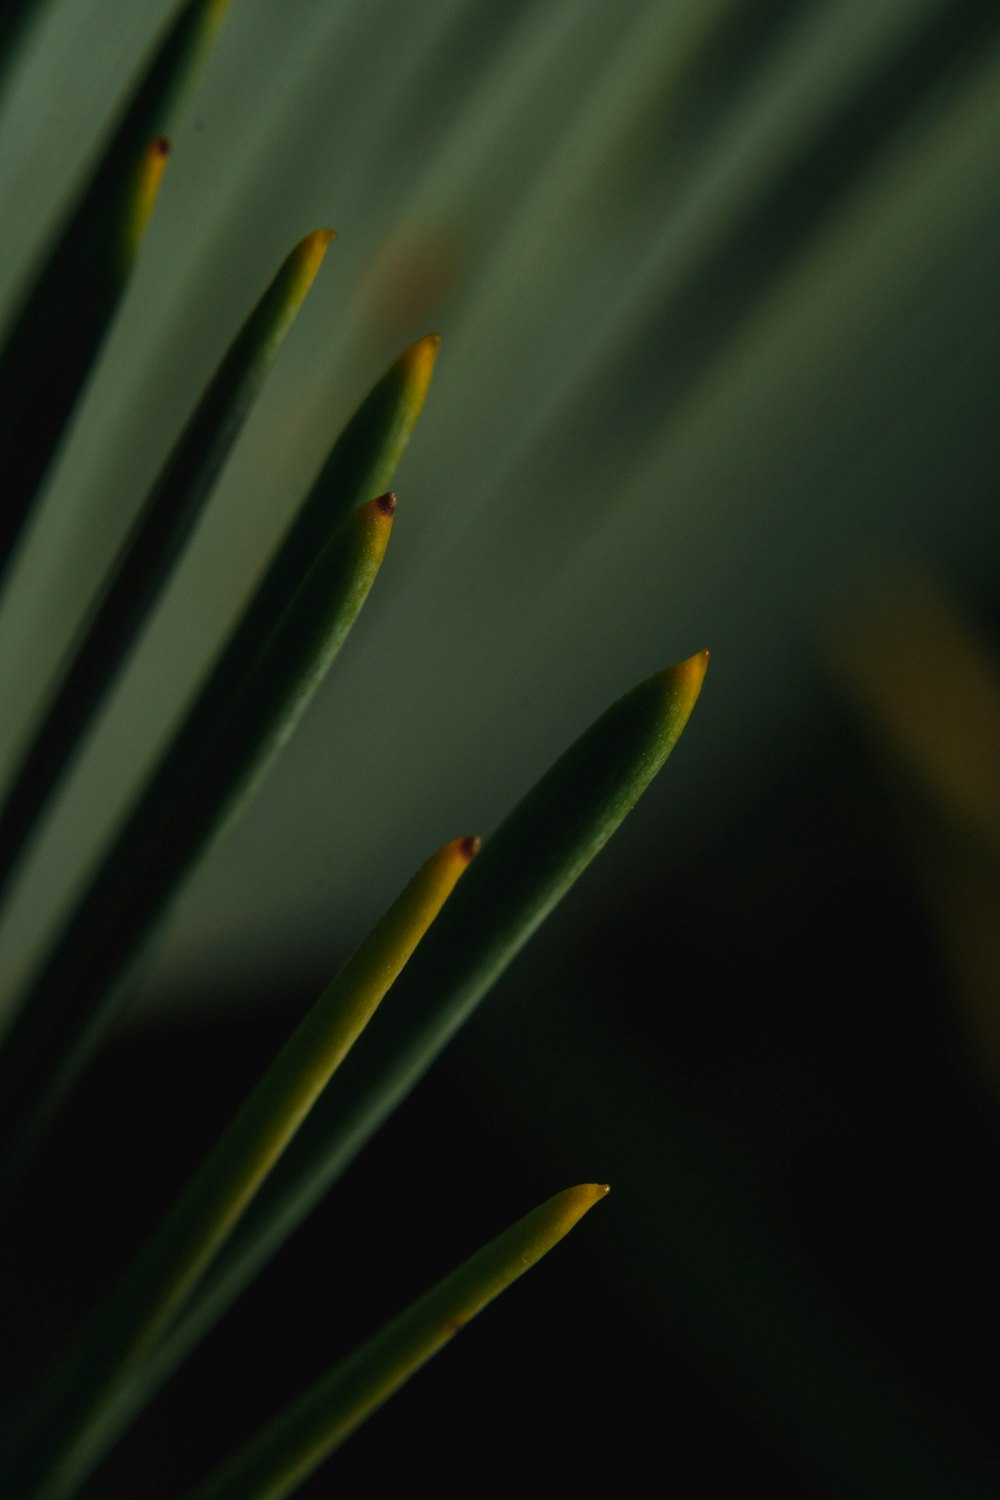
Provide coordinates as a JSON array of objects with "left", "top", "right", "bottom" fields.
[{"left": 0, "top": 5, "right": 706, "bottom": 1495}]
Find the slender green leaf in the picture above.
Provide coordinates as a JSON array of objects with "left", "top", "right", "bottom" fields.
[
  {"left": 94, "top": 332, "right": 438, "bottom": 848},
  {"left": 229, "top": 328, "right": 439, "bottom": 639},
  {"left": 0, "top": 331, "right": 437, "bottom": 1183},
  {"left": 120, "top": 652, "right": 709, "bottom": 1423},
  {"left": 191, "top": 1184, "right": 608, "bottom": 1500},
  {"left": 0, "top": 836, "right": 477, "bottom": 1500},
  {"left": 0, "top": 495, "right": 397, "bottom": 1197},
  {"left": 0, "top": 0, "right": 230, "bottom": 586},
  {"left": 0, "top": 229, "right": 334, "bottom": 907}
]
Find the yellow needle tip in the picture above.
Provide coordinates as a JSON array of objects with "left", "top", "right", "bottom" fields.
[
  {"left": 401, "top": 333, "right": 441, "bottom": 392},
  {"left": 661, "top": 648, "right": 710, "bottom": 704}
]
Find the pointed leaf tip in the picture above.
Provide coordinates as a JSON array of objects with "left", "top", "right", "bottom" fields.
[
  {"left": 183, "top": 1178, "right": 610, "bottom": 1500},
  {"left": 351, "top": 493, "right": 398, "bottom": 555},
  {"left": 296, "top": 226, "right": 335, "bottom": 262},
  {"left": 430, "top": 836, "right": 481, "bottom": 893},
  {"left": 124, "top": 134, "right": 173, "bottom": 259},
  {"left": 658, "top": 648, "right": 710, "bottom": 710},
  {"left": 281, "top": 229, "right": 335, "bottom": 306},
  {"left": 367, "top": 838, "right": 479, "bottom": 975},
  {"left": 400, "top": 333, "right": 441, "bottom": 400},
  {"left": 563, "top": 1182, "right": 610, "bottom": 1221}
]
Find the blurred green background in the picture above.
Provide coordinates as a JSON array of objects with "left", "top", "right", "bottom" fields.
[{"left": 1, "top": 1, "right": 1000, "bottom": 1494}]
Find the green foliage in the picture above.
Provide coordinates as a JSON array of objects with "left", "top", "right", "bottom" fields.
[
  {"left": 0, "top": 8, "right": 705, "bottom": 1497},
  {"left": 0, "top": 229, "right": 333, "bottom": 906},
  {"left": 0, "top": 0, "right": 227, "bottom": 584},
  {"left": 190, "top": 1185, "right": 610, "bottom": 1500}
]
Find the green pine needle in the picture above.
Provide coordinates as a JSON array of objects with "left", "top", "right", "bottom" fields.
[
  {"left": 0, "top": 329, "right": 438, "bottom": 1187},
  {"left": 0, "top": 836, "right": 478, "bottom": 1500},
  {"left": 190, "top": 1184, "right": 609, "bottom": 1500},
  {"left": 0, "top": 493, "right": 398, "bottom": 1196},
  {"left": 0, "top": 229, "right": 334, "bottom": 905},
  {"left": 0, "top": 0, "right": 230, "bottom": 586},
  {"left": 125, "top": 652, "right": 709, "bottom": 1419}
]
